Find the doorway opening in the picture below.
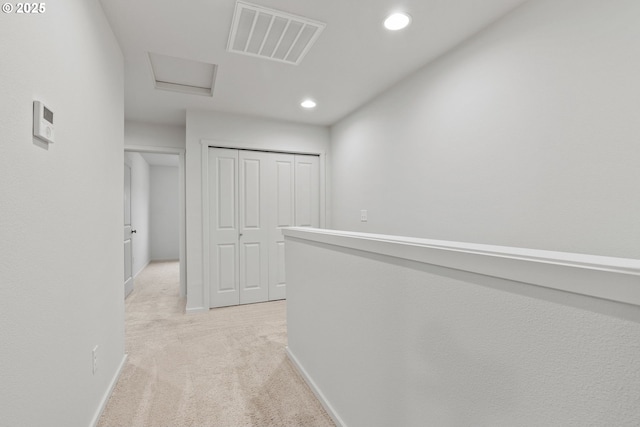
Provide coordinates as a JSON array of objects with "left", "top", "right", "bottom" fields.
[{"left": 124, "top": 147, "right": 186, "bottom": 298}]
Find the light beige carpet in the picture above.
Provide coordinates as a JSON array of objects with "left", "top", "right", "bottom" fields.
[{"left": 98, "top": 261, "right": 335, "bottom": 427}]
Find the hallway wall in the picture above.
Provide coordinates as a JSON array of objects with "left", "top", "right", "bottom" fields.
[
  {"left": 286, "top": 230, "right": 640, "bottom": 426},
  {"left": 125, "top": 120, "right": 185, "bottom": 149},
  {"left": 150, "top": 165, "right": 180, "bottom": 261},
  {"left": 316, "top": 0, "right": 640, "bottom": 423},
  {"left": 0, "top": 1, "right": 125, "bottom": 426},
  {"left": 331, "top": 0, "right": 640, "bottom": 260}
]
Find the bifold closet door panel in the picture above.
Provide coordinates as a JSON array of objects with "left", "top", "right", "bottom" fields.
[
  {"left": 208, "top": 148, "right": 240, "bottom": 308},
  {"left": 208, "top": 148, "right": 321, "bottom": 307},
  {"left": 238, "top": 150, "right": 270, "bottom": 305},
  {"left": 267, "top": 153, "right": 295, "bottom": 301},
  {"left": 294, "top": 155, "right": 320, "bottom": 227}
]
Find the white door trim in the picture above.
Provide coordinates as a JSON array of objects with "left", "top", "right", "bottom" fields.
[
  {"left": 125, "top": 145, "right": 187, "bottom": 298},
  {"left": 124, "top": 163, "right": 134, "bottom": 298},
  {"left": 201, "top": 139, "right": 326, "bottom": 309},
  {"left": 201, "top": 142, "right": 211, "bottom": 309}
]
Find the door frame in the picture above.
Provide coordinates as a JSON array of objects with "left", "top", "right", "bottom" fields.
[
  {"left": 124, "top": 161, "right": 134, "bottom": 297},
  {"left": 201, "top": 139, "right": 327, "bottom": 309},
  {"left": 125, "top": 145, "right": 187, "bottom": 297}
]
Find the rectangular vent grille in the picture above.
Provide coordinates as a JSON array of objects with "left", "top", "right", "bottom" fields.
[{"left": 227, "top": 1, "right": 325, "bottom": 65}]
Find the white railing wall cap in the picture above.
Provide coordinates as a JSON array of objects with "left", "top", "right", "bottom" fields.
[{"left": 283, "top": 227, "right": 640, "bottom": 306}]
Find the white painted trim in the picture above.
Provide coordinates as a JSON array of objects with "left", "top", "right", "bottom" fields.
[
  {"left": 199, "top": 138, "right": 325, "bottom": 156},
  {"left": 124, "top": 280, "right": 133, "bottom": 298},
  {"left": 178, "top": 150, "right": 186, "bottom": 298},
  {"left": 125, "top": 145, "right": 184, "bottom": 155},
  {"left": 201, "top": 142, "right": 211, "bottom": 309},
  {"left": 283, "top": 228, "right": 640, "bottom": 307},
  {"left": 89, "top": 354, "right": 127, "bottom": 427},
  {"left": 318, "top": 153, "right": 327, "bottom": 228},
  {"left": 185, "top": 306, "right": 208, "bottom": 314},
  {"left": 133, "top": 258, "right": 151, "bottom": 280},
  {"left": 286, "top": 347, "right": 346, "bottom": 427}
]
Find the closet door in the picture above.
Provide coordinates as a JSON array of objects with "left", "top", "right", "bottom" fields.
[
  {"left": 208, "top": 148, "right": 321, "bottom": 307},
  {"left": 267, "top": 153, "right": 295, "bottom": 301},
  {"left": 295, "top": 155, "right": 320, "bottom": 227},
  {"left": 208, "top": 148, "right": 240, "bottom": 308},
  {"left": 238, "top": 150, "right": 270, "bottom": 304}
]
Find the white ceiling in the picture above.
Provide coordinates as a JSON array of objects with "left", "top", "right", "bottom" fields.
[{"left": 99, "top": 0, "right": 528, "bottom": 127}]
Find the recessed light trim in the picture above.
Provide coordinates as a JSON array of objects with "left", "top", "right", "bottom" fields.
[
  {"left": 384, "top": 12, "right": 411, "bottom": 31},
  {"left": 301, "top": 99, "right": 317, "bottom": 109}
]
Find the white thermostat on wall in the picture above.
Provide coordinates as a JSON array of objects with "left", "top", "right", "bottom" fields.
[{"left": 33, "top": 101, "right": 55, "bottom": 143}]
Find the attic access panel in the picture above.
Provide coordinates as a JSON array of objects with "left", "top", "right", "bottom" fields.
[
  {"left": 227, "top": 1, "right": 326, "bottom": 65},
  {"left": 148, "top": 52, "right": 217, "bottom": 97}
]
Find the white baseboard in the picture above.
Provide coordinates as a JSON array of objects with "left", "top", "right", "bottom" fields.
[
  {"left": 133, "top": 259, "right": 151, "bottom": 280},
  {"left": 185, "top": 306, "right": 208, "bottom": 314},
  {"left": 89, "top": 353, "right": 128, "bottom": 427},
  {"left": 124, "top": 280, "right": 133, "bottom": 298},
  {"left": 286, "top": 347, "right": 346, "bottom": 427}
]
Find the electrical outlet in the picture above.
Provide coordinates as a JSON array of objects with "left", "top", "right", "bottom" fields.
[
  {"left": 360, "top": 210, "right": 368, "bottom": 222},
  {"left": 92, "top": 345, "right": 98, "bottom": 375}
]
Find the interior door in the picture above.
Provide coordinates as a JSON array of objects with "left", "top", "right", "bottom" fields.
[
  {"left": 238, "top": 150, "right": 270, "bottom": 304},
  {"left": 267, "top": 153, "right": 295, "bottom": 301},
  {"left": 124, "top": 163, "right": 133, "bottom": 297},
  {"left": 209, "top": 148, "right": 240, "bottom": 308}
]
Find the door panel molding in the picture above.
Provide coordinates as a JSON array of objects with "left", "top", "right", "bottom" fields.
[
  {"left": 207, "top": 148, "right": 240, "bottom": 308},
  {"left": 238, "top": 150, "right": 269, "bottom": 304}
]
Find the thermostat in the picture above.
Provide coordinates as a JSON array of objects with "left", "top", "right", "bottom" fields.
[{"left": 33, "top": 101, "right": 55, "bottom": 143}]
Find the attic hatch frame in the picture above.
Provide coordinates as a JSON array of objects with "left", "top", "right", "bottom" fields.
[{"left": 227, "top": 1, "right": 326, "bottom": 66}]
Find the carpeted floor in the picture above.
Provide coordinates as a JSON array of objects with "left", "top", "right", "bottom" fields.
[{"left": 98, "top": 261, "right": 335, "bottom": 427}]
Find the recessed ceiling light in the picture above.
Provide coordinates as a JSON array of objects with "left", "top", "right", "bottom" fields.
[
  {"left": 301, "top": 99, "right": 317, "bottom": 109},
  {"left": 384, "top": 12, "right": 411, "bottom": 31}
]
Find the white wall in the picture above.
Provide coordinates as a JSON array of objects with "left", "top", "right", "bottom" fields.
[
  {"left": 185, "top": 110, "right": 330, "bottom": 310},
  {"left": 308, "top": 0, "right": 640, "bottom": 424},
  {"left": 150, "top": 165, "right": 180, "bottom": 261},
  {"left": 0, "top": 1, "right": 125, "bottom": 426},
  {"left": 331, "top": 0, "right": 640, "bottom": 259},
  {"left": 125, "top": 152, "right": 151, "bottom": 276},
  {"left": 125, "top": 120, "right": 185, "bottom": 149},
  {"left": 286, "top": 231, "right": 640, "bottom": 427}
]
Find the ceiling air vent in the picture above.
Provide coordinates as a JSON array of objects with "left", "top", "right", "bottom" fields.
[{"left": 227, "top": 1, "right": 325, "bottom": 65}]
